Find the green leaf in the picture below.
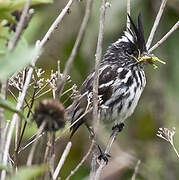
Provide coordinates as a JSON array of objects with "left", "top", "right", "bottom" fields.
[
  {"left": 0, "top": 0, "right": 53, "bottom": 21},
  {"left": 8, "top": 165, "right": 46, "bottom": 180},
  {"left": 0, "top": 45, "right": 41, "bottom": 81},
  {"left": 0, "top": 163, "right": 11, "bottom": 173},
  {"left": 11, "top": 0, "right": 53, "bottom": 11},
  {"left": 0, "top": 98, "right": 29, "bottom": 121}
]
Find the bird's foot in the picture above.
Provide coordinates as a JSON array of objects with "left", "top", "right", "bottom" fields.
[
  {"left": 112, "top": 122, "right": 125, "bottom": 133},
  {"left": 97, "top": 145, "right": 111, "bottom": 165}
]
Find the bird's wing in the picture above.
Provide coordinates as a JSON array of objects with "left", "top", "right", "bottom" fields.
[{"left": 69, "top": 64, "right": 118, "bottom": 137}]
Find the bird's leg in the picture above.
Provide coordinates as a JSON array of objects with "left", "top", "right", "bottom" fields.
[
  {"left": 111, "top": 122, "right": 125, "bottom": 136},
  {"left": 97, "top": 123, "right": 125, "bottom": 164},
  {"left": 85, "top": 124, "right": 95, "bottom": 140},
  {"left": 85, "top": 124, "right": 111, "bottom": 164},
  {"left": 97, "top": 145, "right": 111, "bottom": 164}
]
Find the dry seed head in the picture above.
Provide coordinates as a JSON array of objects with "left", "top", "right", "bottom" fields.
[{"left": 34, "top": 99, "right": 66, "bottom": 131}]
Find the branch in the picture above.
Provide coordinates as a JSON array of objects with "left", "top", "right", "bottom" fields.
[
  {"left": 126, "top": 0, "right": 131, "bottom": 29},
  {"left": 1, "top": 1, "right": 75, "bottom": 179},
  {"left": 94, "top": 127, "right": 119, "bottom": 180},
  {"left": 53, "top": 142, "right": 72, "bottom": 180},
  {"left": 88, "top": 1, "right": 108, "bottom": 178},
  {"left": 0, "top": 82, "right": 7, "bottom": 163},
  {"left": 7, "top": 0, "right": 32, "bottom": 51},
  {"left": 55, "top": 0, "right": 94, "bottom": 99},
  {"left": 92, "top": 0, "right": 106, "bottom": 134},
  {"left": 149, "top": 21, "right": 179, "bottom": 53},
  {"left": 131, "top": 160, "right": 141, "bottom": 180},
  {"left": 65, "top": 141, "right": 95, "bottom": 180},
  {"left": 26, "top": 121, "right": 46, "bottom": 166},
  {"left": 146, "top": 0, "right": 167, "bottom": 50}
]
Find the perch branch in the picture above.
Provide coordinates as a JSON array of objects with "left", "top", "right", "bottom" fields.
[
  {"left": 131, "top": 160, "right": 141, "bottom": 180},
  {"left": 53, "top": 142, "right": 72, "bottom": 180},
  {"left": 149, "top": 21, "right": 179, "bottom": 53},
  {"left": 94, "top": 127, "right": 119, "bottom": 180},
  {"left": 65, "top": 141, "right": 95, "bottom": 180},
  {"left": 90, "top": 0, "right": 108, "bottom": 178},
  {"left": 146, "top": 0, "right": 167, "bottom": 50}
]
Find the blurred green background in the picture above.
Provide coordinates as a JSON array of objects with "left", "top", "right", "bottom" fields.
[{"left": 2, "top": 0, "right": 179, "bottom": 179}]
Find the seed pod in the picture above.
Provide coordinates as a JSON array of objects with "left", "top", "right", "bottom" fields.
[{"left": 34, "top": 99, "right": 66, "bottom": 131}]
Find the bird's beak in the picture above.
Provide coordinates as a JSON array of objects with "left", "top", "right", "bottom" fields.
[{"left": 137, "top": 53, "right": 166, "bottom": 69}]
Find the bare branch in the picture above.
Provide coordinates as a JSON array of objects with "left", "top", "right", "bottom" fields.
[
  {"left": 126, "top": 0, "right": 131, "bottom": 29},
  {"left": 40, "top": 0, "right": 75, "bottom": 47},
  {"left": 95, "top": 127, "right": 119, "bottom": 180},
  {"left": 55, "top": 0, "right": 94, "bottom": 99},
  {"left": 8, "top": 0, "right": 32, "bottom": 51},
  {"left": 53, "top": 142, "right": 72, "bottom": 180},
  {"left": 92, "top": 0, "right": 106, "bottom": 134},
  {"left": 65, "top": 141, "right": 95, "bottom": 180},
  {"left": 149, "top": 21, "right": 179, "bottom": 53},
  {"left": 146, "top": 0, "right": 167, "bottom": 50},
  {"left": 26, "top": 121, "right": 46, "bottom": 166},
  {"left": 131, "top": 160, "right": 141, "bottom": 180},
  {"left": 0, "top": 82, "right": 7, "bottom": 163}
]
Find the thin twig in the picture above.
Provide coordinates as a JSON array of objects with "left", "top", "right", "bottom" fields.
[
  {"left": 43, "top": 132, "right": 56, "bottom": 180},
  {"left": 55, "top": 107, "right": 93, "bottom": 142},
  {"left": 55, "top": 0, "right": 94, "bottom": 99},
  {"left": 94, "top": 127, "right": 119, "bottom": 180},
  {"left": 1, "top": 1, "right": 75, "bottom": 179},
  {"left": 15, "top": 88, "right": 37, "bottom": 155},
  {"left": 26, "top": 121, "right": 46, "bottom": 166},
  {"left": 53, "top": 141, "right": 72, "bottom": 180},
  {"left": 126, "top": 0, "right": 131, "bottom": 29},
  {"left": 131, "top": 160, "right": 141, "bottom": 180},
  {"left": 0, "top": 81, "right": 7, "bottom": 162},
  {"left": 146, "top": 0, "right": 167, "bottom": 50},
  {"left": 40, "top": 0, "right": 75, "bottom": 47},
  {"left": 65, "top": 141, "right": 95, "bottom": 180},
  {"left": 18, "top": 132, "right": 44, "bottom": 153},
  {"left": 90, "top": 148, "right": 98, "bottom": 180},
  {"left": 7, "top": 0, "right": 32, "bottom": 51},
  {"left": 149, "top": 21, "right": 179, "bottom": 53}
]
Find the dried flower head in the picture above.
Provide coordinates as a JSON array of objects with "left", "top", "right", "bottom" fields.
[
  {"left": 34, "top": 99, "right": 66, "bottom": 131},
  {"left": 157, "top": 127, "right": 176, "bottom": 145}
]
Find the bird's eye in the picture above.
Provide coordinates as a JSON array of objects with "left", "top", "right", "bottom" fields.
[
  {"left": 126, "top": 49, "right": 133, "bottom": 55},
  {"left": 133, "top": 50, "right": 138, "bottom": 57}
]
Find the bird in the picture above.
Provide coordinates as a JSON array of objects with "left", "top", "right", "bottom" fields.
[{"left": 67, "top": 13, "right": 165, "bottom": 139}]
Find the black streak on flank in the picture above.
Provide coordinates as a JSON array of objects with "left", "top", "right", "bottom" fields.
[
  {"left": 117, "top": 104, "right": 123, "bottom": 114},
  {"left": 133, "top": 71, "right": 140, "bottom": 87},
  {"left": 126, "top": 76, "right": 133, "bottom": 86},
  {"left": 128, "top": 100, "right": 132, "bottom": 109},
  {"left": 119, "top": 69, "right": 128, "bottom": 79},
  {"left": 138, "top": 71, "right": 143, "bottom": 85}
]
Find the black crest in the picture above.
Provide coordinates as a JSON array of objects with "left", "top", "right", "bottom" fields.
[{"left": 127, "top": 13, "right": 147, "bottom": 53}]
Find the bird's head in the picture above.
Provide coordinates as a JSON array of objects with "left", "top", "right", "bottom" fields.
[{"left": 104, "top": 13, "right": 165, "bottom": 69}]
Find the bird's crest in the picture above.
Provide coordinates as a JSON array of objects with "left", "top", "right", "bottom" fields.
[
  {"left": 116, "top": 13, "right": 147, "bottom": 53},
  {"left": 127, "top": 13, "right": 146, "bottom": 53}
]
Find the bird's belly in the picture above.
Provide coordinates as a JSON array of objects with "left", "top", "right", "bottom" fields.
[{"left": 101, "top": 85, "right": 144, "bottom": 124}]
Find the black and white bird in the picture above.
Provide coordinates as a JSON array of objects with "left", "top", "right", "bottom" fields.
[{"left": 67, "top": 14, "right": 165, "bottom": 138}]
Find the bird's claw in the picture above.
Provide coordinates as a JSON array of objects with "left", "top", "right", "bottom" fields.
[
  {"left": 112, "top": 122, "right": 124, "bottom": 132},
  {"left": 97, "top": 145, "right": 111, "bottom": 165}
]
